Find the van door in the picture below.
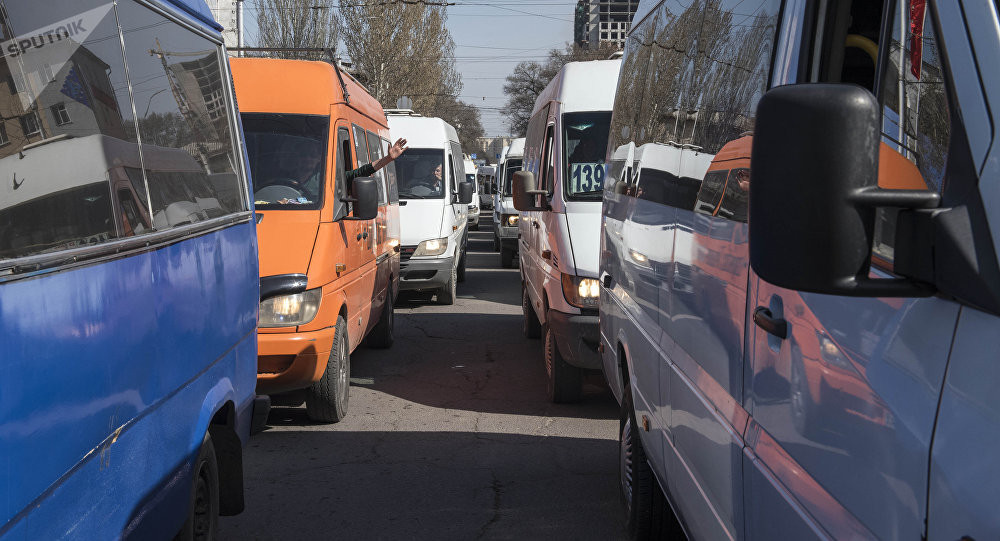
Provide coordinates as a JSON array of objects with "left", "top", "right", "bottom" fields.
[
  {"left": 365, "top": 129, "right": 391, "bottom": 329},
  {"left": 745, "top": 3, "right": 962, "bottom": 539},
  {"left": 522, "top": 107, "right": 554, "bottom": 316},
  {"left": 340, "top": 123, "right": 376, "bottom": 347}
]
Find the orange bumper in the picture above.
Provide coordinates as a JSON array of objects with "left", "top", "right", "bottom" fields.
[{"left": 256, "top": 326, "right": 336, "bottom": 395}]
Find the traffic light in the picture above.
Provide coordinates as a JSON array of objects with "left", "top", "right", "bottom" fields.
[{"left": 574, "top": 1, "right": 587, "bottom": 47}]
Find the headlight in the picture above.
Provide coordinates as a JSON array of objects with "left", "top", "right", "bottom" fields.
[
  {"left": 817, "top": 332, "right": 851, "bottom": 369},
  {"left": 629, "top": 249, "right": 650, "bottom": 266},
  {"left": 260, "top": 288, "right": 322, "bottom": 328},
  {"left": 413, "top": 237, "right": 448, "bottom": 257},
  {"left": 504, "top": 214, "right": 519, "bottom": 226},
  {"left": 561, "top": 273, "right": 600, "bottom": 309}
]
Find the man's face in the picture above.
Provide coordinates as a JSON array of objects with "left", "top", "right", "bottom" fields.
[{"left": 433, "top": 164, "right": 442, "bottom": 181}]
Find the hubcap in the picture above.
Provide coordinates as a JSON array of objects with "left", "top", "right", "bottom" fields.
[{"left": 338, "top": 338, "right": 348, "bottom": 394}]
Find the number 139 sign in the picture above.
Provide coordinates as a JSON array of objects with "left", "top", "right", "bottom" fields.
[{"left": 570, "top": 163, "right": 605, "bottom": 194}]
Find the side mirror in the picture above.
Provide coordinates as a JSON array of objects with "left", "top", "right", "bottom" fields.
[
  {"left": 458, "top": 181, "right": 474, "bottom": 204},
  {"left": 750, "top": 84, "right": 938, "bottom": 297},
  {"left": 346, "top": 176, "right": 378, "bottom": 220},
  {"left": 512, "top": 171, "right": 547, "bottom": 211}
]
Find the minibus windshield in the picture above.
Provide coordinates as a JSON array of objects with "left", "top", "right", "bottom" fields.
[
  {"left": 563, "top": 111, "right": 612, "bottom": 200},
  {"left": 243, "top": 113, "right": 328, "bottom": 210},
  {"left": 502, "top": 159, "right": 522, "bottom": 196},
  {"left": 395, "top": 148, "right": 447, "bottom": 199}
]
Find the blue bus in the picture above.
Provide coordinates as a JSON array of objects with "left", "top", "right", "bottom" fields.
[{"left": 0, "top": 1, "right": 263, "bottom": 538}]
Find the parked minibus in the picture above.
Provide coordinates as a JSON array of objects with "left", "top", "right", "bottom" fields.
[
  {"left": 385, "top": 111, "right": 473, "bottom": 305},
  {"left": 513, "top": 59, "right": 620, "bottom": 402},
  {"left": 232, "top": 57, "right": 399, "bottom": 423},
  {"left": 492, "top": 138, "right": 525, "bottom": 267},
  {"left": 0, "top": 1, "right": 261, "bottom": 537},
  {"left": 464, "top": 157, "right": 481, "bottom": 229},
  {"left": 477, "top": 165, "right": 496, "bottom": 209},
  {"left": 600, "top": 0, "right": 1000, "bottom": 539}
]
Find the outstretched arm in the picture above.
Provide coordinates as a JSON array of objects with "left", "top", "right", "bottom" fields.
[{"left": 372, "top": 138, "right": 407, "bottom": 173}]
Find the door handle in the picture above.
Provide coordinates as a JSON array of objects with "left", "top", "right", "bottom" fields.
[
  {"left": 362, "top": 231, "right": 368, "bottom": 239},
  {"left": 753, "top": 306, "right": 787, "bottom": 340},
  {"left": 601, "top": 272, "right": 614, "bottom": 289},
  {"left": 532, "top": 221, "right": 539, "bottom": 229}
]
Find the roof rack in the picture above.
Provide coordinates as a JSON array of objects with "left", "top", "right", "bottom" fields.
[{"left": 384, "top": 108, "right": 421, "bottom": 117}]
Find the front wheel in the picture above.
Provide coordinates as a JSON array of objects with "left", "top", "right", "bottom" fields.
[
  {"left": 522, "top": 285, "right": 541, "bottom": 339},
  {"left": 493, "top": 234, "right": 500, "bottom": 252},
  {"left": 437, "top": 264, "right": 457, "bottom": 305},
  {"left": 500, "top": 246, "right": 514, "bottom": 268},
  {"left": 174, "top": 432, "right": 220, "bottom": 541},
  {"left": 544, "top": 325, "right": 582, "bottom": 403},
  {"left": 305, "top": 316, "right": 350, "bottom": 423},
  {"left": 457, "top": 249, "right": 467, "bottom": 282}
]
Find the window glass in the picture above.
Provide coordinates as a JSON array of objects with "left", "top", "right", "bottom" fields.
[
  {"left": 117, "top": 1, "right": 245, "bottom": 231},
  {"left": 365, "top": 130, "right": 387, "bottom": 203},
  {"left": 694, "top": 170, "right": 728, "bottom": 215},
  {"left": 564, "top": 111, "right": 612, "bottom": 199},
  {"left": 718, "top": 168, "right": 749, "bottom": 223},
  {"left": 525, "top": 104, "right": 549, "bottom": 178},
  {"left": 395, "top": 148, "right": 445, "bottom": 199},
  {"left": 242, "top": 113, "right": 327, "bottom": 209},
  {"left": 502, "top": 159, "right": 522, "bottom": 196},
  {"left": 381, "top": 138, "right": 399, "bottom": 203},
  {"left": 448, "top": 155, "right": 457, "bottom": 194},
  {"left": 336, "top": 127, "right": 351, "bottom": 217},
  {"left": 873, "top": 1, "right": 950, "bottom": 264},
  {"left": 352, "top": 125, "right": 370, "bottom": 166},
  {"left": 542, "top": 125, "right": 555, "bottom": 194},
  {"left": 0, "top": 0, "right": 138, "bottom": 261}
]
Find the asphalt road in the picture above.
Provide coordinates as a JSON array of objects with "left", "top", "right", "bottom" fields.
[{"left": 219, "top": 219, "right": 627, "bottom": 540}]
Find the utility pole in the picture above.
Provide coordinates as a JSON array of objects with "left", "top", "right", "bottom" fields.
[{"left": 236, "top": 0, "right": 244, "bottom": 57}]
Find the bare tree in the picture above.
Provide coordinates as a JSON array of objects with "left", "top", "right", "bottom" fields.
[
  {"left": 253, "top": 0, "right": 338, "bottom": 59},
  {"left": 337, "top": 3, "right": 461, "bottom": 110},
  {"left": 502, "top": 42, "right": 620, "bottom": 136}
]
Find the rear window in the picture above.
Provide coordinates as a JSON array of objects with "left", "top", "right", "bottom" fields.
[{"left": 243, "top": 113, "right": 329, "bottom": 209}]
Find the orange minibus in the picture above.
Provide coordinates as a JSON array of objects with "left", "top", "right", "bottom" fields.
[{"left": 232, "top": 58, "right": 400, "bottom": 423}]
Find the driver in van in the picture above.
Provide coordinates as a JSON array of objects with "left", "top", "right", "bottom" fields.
[
  {"left": 274, "top": 137, "right": 409, "bottom": 204},
  {"left": 410, "top": 160, "right": 443, "bottom": 196}
]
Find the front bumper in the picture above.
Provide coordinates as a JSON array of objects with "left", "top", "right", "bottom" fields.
[
  {"left": 256, "top": 326, "right": 337, "bottom": 395},
  {"left": 399, "top": 254, "right": 454, "bottom": 291},
  {"left": 494, "top": 223, "right": 518, "bottom": 240},
  {"left": 546, "top": 309, "right": 601, "bottom": 369}
]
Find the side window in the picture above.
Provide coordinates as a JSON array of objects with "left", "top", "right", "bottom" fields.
[
  {"left": 525, "top": 104, "right": 549, "bottom": 179},
  {"left": 352, "top": 125, "right": 370, "bottom": 167},
  {"left": 0, "top": 1, "right": 136, "bottom": 261},
  {"left": 117, "top": 1, "right": 245, "bottom": 232},
  {"left": 365, "top": 130, "right": 387, "bottom": 204},
  {"left": 872, "top": 1, "right": 950, "bottom": 265},
  {"left": 381, "top": 138, "right": 399, "bottom": 203},
  {"left": 694, "top": 170, "right": 729, "bottom": 216},
  {"left": 448, "top": 155, "right": 458, "bottom": 195},
  {"left": 336, "top": 127, "right": 351, "bottom": 217},
  {"left": 542, "top": 125, "right": 556, "bottom": 195}
]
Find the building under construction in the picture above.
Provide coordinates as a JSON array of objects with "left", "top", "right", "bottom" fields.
[{"left": 574, "top": 0, "right": 639, "bottom": 49}]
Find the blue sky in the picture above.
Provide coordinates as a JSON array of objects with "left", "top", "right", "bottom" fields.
[{"left": 237, "top": 1, "right": 575, "bottom": 136}]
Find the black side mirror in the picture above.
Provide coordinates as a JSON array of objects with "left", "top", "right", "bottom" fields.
[
  {"left": 512, "top": 171, "right": 547, "bottom": 211},
  {"left": 346, "top": 176, "right": 378, "bottom": 220},
  {"left": 457, "top": 181, "right": 473, "bottom": 204},
  {"left": 750, "top": 84, "right": 938, "bottom": 297}
]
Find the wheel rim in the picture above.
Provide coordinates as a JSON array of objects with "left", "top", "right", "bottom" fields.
[
  {"left": 192, "top": 463, "right": 212, "bottom": 540},
  {"left": 620, "top": 415, "right": 635, "bottom": 511},
  {"left": 337, "top": 336, "right": 349, "bottom": 402}
]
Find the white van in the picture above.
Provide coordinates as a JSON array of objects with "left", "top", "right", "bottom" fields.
[
  {"left": 463, "top": 157, "right": 480, "bottom": 229},
  {"left": 513, "top": 59, "right": 620, "bottom": 401},
  {"left": 477, "top": 165, "right": 496, "bottom": 209},
  {"left": 385, "top": 111, "right": 473, "bottom": 304},
  {"left": 492, "top": 138, "right": 525, "bottom": 268}
]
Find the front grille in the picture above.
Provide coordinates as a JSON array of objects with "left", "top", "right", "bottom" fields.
[{"left": 400, "top": 245, "right": 416, "bottom": 270}]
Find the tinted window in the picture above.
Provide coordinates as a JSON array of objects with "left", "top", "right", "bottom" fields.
[
  {"left": 352, "top": 125, "right": 369, "bottom": 166},
  {"left": 395, "top": 148, "right": 444, "bottom": 199},
  {"left": 0, "top": 0, "right": 137, "bottom": 260},
  {"left": 243, "top": 113, "right": 328, "bottom": 209},
  {"left": 380, "top": 138, "right": 399, "bottom": 203},
  {"left": 117, "top": 1, "right": 245, "bottom": 229},
  {"left": 564, "top": 112, "right": 612, "bottom": 199}
]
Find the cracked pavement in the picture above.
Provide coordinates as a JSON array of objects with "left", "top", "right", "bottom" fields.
[{"left": 219, "top": 223, "right": 627, "bottom": 540}]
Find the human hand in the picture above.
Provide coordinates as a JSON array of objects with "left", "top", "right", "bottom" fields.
[{"left": 388, "top": 138, "right": 408, "bottom": 159}]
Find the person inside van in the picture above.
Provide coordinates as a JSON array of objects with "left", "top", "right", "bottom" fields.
[
  {"left": 410, "top": 160, "right": 443, "bottom": 197},
  {"left": 346, "top": 137, "right": 409, "bottom": 183}
]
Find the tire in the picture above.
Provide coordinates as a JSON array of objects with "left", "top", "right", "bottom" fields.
[
  {"left": 493, "top": 234, "right": 500, "bottom": 252},
  {"left": 544, "top": 324, "right": 582, "bottom": 403},
  {"left": 305, "top": 316, "right": 350, "bottom": 423},
  {"left": 174, "top": 432, "right": 219, "bottom": 541},
  {"left": 437, "top": 264, "right": 457, "bottom": 305},
  {"left": 620, "top": 385, "right": 680, "bottom": 540},
  {"left": 457, "top": 249, "right": 467, "bottom": 282},
  {"left": 522, "top": 285, "right": 541, "bottom": 339},
  {"left": 501, "top": 246, "right": 514, "bottom": 268},
  {"left": 366, "top": 293, "right": 394, "bottom": 349}
]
